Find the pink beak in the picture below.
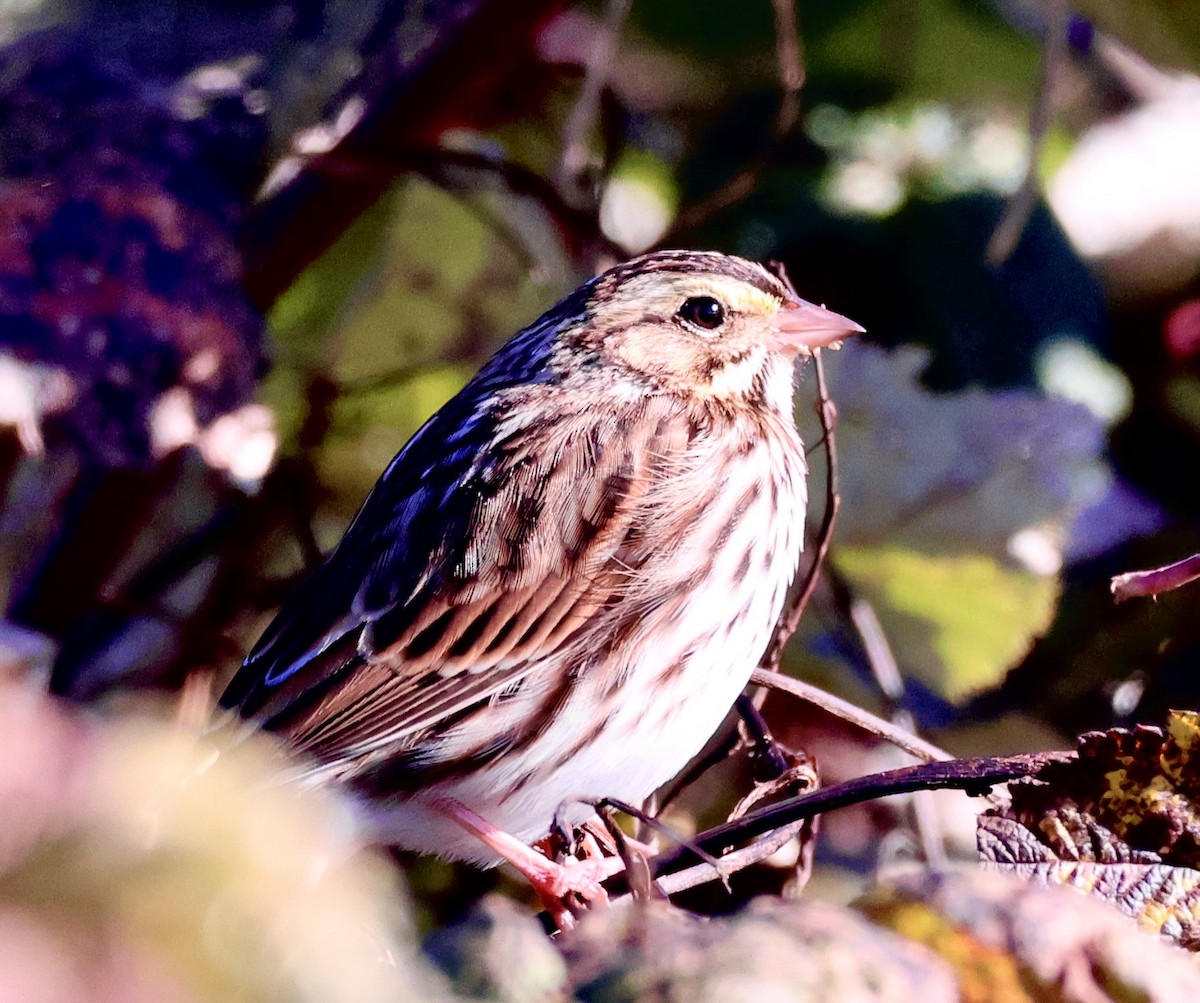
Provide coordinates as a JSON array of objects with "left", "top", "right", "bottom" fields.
[{"left": 769, "top": 299, "right": 865, "bottom": 354}]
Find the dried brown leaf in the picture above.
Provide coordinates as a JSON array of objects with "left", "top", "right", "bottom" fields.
[{"left": 979, "top": 710, "right": 1200, "bottom": 948}]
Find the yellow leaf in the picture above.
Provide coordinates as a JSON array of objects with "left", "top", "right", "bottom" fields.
[{"left": 835, "top": 545, "right": 1058, "bottom": 700}]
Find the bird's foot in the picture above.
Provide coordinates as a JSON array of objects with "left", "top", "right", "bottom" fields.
[
  {"left": 524, "top": 853, "right": 622, "bottom": 930},
  {"left": 432, "top": 797, "right": 622, "bottom": 931}
]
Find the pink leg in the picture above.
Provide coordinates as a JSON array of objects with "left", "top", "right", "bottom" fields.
[{"left": 430, "top": 797, "right": 621, "bottom": 930}]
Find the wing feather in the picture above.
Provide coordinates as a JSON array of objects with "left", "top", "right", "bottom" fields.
[{"left": 222, "top": 390, "right": 692, "bottom": 773}]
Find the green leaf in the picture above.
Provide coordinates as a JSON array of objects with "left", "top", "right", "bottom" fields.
[
  {"left": 809, "top": 0, "right": 1039, "bottom": 103},
  {"left": 834, "top": 544, "right": 1059, "bottom": 699}
]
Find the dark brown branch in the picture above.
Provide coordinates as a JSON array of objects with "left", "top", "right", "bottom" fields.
[
  {"left": 665, "top": 0, "right": 805, "bottom": 237},
  {"left": 613, "top": 751, "right": 1074, "bottom": 895},
  {"left": 554, "top": 0, "right": 633, "bottom": 208},
  {"left": 984, "top": 0, "right": 1068, "bottom": 266},
  {"left": 1111, "top": 552, "right": 1200, "bottom": 602},
  {"left": 305, "top": 146, "right": 621, "bottom": 262},
  {"left": 243, "top": 0, "right": 566, "bottom": 308}
]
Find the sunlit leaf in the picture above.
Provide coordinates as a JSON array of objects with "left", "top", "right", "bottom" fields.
[{"left": 834, "top": 545, "right": 1058, "bottom": 699}]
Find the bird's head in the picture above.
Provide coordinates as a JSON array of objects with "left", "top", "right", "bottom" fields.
[{"left": 561, "top": 250, "right": 863, "bottom": 409}]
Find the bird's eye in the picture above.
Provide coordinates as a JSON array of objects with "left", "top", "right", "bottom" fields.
[{"left": 677, "top": 296, "right": 726, "bottom": 332}]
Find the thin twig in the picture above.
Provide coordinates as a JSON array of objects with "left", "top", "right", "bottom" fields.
[
  {"left": 654, "top": 818, "right": 807, "bottom": 896},
  {"left": 770, "top": 0, "right": 804, "bottom": 137},
  {"left": 749, "top": 668, "right": 952, "bottom": 763},
  {"left": 555, "top": 0, "right": 633, "bottom": 208},
  {"left": 309, "top": 146, "right": 622, "bottom": 262},
  {"left": 589, "top": 797, "right": 728, "bottom": 881},
  {"left": 1111, "top": 552, "right": 1200, "bottom": 602},
  {"left": 595, "top": 804, "right": 660, "bottom": 903},
  {"left": 847, "top": 596, "right": 947, "bottom": 867},
  {"left": 984, "top": 0, "right": 1068, "bottom": 266},
  {"left": 586, "top": 768, "right": 816, "bottom": 903},
  {"left": 848, "top": 597, "right": 904, "bottom": 711},
  {"left": 762, "top": 350, "right": 839, "bottom": 671},
  {"left": 666, "top": 0, "right": 805, "bottom": 236}
]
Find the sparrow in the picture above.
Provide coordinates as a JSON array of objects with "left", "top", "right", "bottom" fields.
[{"left": 221, "top": 249, "right": 862, "bottom": 924}]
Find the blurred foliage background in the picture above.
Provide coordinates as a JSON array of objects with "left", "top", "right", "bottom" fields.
[{"left": 4, "top": 0, "right": 1200, "bottom": 998}]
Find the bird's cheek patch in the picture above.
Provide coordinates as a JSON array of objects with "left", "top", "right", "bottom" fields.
[{"left": 613, "top": 327, "right": 696, "bottom": 378}]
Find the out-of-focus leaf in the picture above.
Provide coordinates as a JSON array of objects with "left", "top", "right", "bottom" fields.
[
  {"left": 632, "top": 0, "right": 1038, "bottom": 104},
  {"left": 334, "top": 179, "right": 498, "bottom": 381},
  {"left": 1047, "top": 88, "right": 1200, "bottom": 299},
  {"left": 267, "top": 190, "right": 399, "bottom": 371},
  {"left": 800, "top": 341, "right": 1105, "bottom": 698},
  {"left": 835, "top": 545, "right": 1057, "bottom": 698},
  {"left": 818, "top": 342, "right": 1105, "bottom": 550},
  {"left": 1165, "top": 373, "right": 1200, "bottom": 436},
  {"left": 601, "top": 149, "right": 680, "bottom": 253},
  {"left": 0, "top": 682, "right": 452, "bottom": 1003},
  {"left": 979, "top": 711, "right": 1200, "bottom": 947},
  {"left": 862, "top": 869, "right": 1200, "bottom": 1000},
  {"left": 424, "top": 895, "right": 567, "bottom": 1003},
  {"left": 631, "top": 0, "right": 777, "bottom": 61},
  {"left": 560, "top": 897, "right": 957, "bottom": 1003},
  {"left": 267, "top": 177, "right": 566, "bottom": 520},
  {"left": 809, "top": 0, "right": 1039, "bottom": 103},
  {"left": 317, "top": 366, "right": 471, "bottom": 524}
]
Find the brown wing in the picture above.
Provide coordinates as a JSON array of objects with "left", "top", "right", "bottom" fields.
[{"left": 227, "top": 394, "right": 694, "bottom": 771}]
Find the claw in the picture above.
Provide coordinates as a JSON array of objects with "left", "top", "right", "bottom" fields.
[
  {"left": 534, "top": 856, "right": 615, "bottom": 930},
  {"left": 431, "top": 796, "right": 624, "bottom": 930}
]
